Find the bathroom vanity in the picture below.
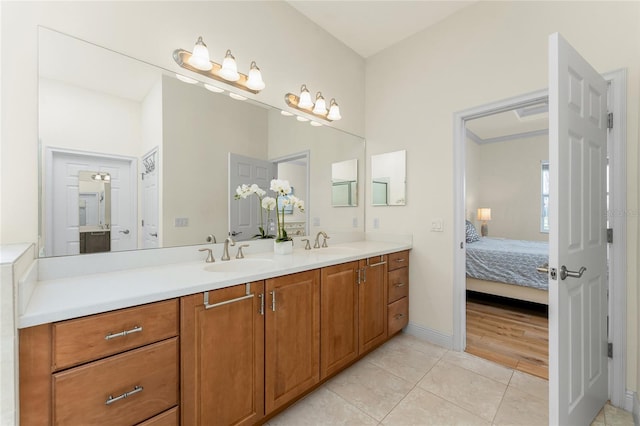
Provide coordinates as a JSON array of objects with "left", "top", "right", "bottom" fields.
[{"left": 18, "top": 241, "right": 410, "bottom": 425}]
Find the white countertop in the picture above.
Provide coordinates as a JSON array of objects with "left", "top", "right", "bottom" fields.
[{"left": 18, "top": 240, "right": 411, "bottom": 328}]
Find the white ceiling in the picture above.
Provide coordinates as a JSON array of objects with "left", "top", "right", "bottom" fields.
[
  {"left": 466, "top": 104, "right": 549, "bottom": 143},
  {"left": 286, "top": 1, "right": 475, "bottom": 58}
]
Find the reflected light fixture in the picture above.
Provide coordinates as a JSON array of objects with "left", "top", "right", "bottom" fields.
[
  {"left": 280, "top": 110, "right": 294, "bottom": 117},
  {"left": 285, "top": 84, "right": 342, "bottom": 122},
  {"left": 229, "top": 92, "right": 247, "bottom": 101},
  {"left": 173, "top": 37, "right": 265, "bottom": 94},
  {"left": 477, "top": 207, "right": 492, "bottom": 237},
  {"left": 310, "top": 121, "right": 322, "bottom": 127},
  {"left": 296, "top": 115, "right": 309, "bottom": 122},
  {"left": 175, "top": 73, "right": 198, "bottom": 84},
  {"left": 204, "top": 83, "right": 224, "bottom": 93}
]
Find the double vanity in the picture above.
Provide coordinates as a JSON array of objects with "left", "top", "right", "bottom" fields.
[{"left": 18, "top": 238, "right": 411, "bottom": 425}]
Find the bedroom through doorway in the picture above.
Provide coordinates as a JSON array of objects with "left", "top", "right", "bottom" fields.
[{"left": 463, "top": 100, "right": 551, "bottom": 379}]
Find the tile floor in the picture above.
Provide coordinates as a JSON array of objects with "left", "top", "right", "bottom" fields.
[{"left": 267, "top": 332, "right": 635, "bottom": 426}]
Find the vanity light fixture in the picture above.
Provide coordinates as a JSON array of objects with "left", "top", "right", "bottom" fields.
[
  {"left": 204, "top": 83, "right": 225, "bottom": 93},
  {"left": 173, "top": 37, "right": 265, "bottom": 94},
  {"left": 296, "top": 115, "right": 309, "bottom": 122},
  {"left": 91, "top": 172, "right": 111, "bottom": 182},
  {"left": 280, "top": 110, "right": 294, "bottom": 117},
  {"left": 175, "top": 73, "right": 198, "bottom": 84},
  {"left": 310, "top": 121, "right": 322, "bottom": 127},
  {"left": 229, "top": 92, "right": 247, "bottom": 101},
  {"left": 285, "top": 84, "right": 342, "bottom": 122}
]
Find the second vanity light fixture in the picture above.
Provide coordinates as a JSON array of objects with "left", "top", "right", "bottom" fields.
[
  {"left": 284, "top": 84, "right": 342, "bottom": 122},
  {"left": 173, "top": 36, "right": 265, "bottom": 94}
]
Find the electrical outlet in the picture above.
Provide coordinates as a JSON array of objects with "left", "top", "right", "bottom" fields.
[
  {"left": 431, "top": 219, "right": 444, "bottom": 232},
  {"left": 352, "top": 217, "right": 358, "bottom": 228},
  {"left": 373, "top": 218, "right": 379, "bottom": 229},
  {"left": 174, "top": 217, "right": 189, "bottom": 227}
]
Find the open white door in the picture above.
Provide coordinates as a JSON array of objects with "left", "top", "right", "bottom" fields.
[{"left": 548, "top": 33, "right": 608, "bottom": 425}]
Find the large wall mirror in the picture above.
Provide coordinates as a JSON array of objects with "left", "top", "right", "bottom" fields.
[{"left": 38, "top": 27, "right": 365, "bottom": 257}]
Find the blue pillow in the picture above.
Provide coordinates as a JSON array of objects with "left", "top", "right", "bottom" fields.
[{"left": 465, "top": 220, "right": 481, "bottom": 243}]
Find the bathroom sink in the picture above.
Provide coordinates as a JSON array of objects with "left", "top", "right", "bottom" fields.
[{"left": 204, "top": 258, "right": 274, "bottom": 273}]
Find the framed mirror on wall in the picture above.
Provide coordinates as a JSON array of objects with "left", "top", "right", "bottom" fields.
[
  {"left": 371, "top": 150, "right": 406, "bottom": 206},
  {"left": 38, "top": 27, "right": 365, "bottom": 257}
]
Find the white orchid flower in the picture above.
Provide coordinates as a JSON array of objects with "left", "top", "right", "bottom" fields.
[{"left": 262, "top": 197, "right": 276, "bottom": 211}]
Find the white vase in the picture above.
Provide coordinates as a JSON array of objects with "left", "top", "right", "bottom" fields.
[{"left": 273, "top": 240, "right": 293, "bottom": 255}]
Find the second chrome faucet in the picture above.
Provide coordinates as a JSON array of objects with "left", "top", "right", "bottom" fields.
[
  {"left": 221, "top": 237, "right": 236, "bottom": 261},
  {"left": 313, "top": 231, "right": 329, "bottom": 249}
]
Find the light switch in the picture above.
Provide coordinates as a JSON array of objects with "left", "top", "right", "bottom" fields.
[
  {"left": 431, "top": 219, "right": 443, "bottom": 232},
  {"left": 373, "top": 218, "right": 379, "bottom": 229},
  {"left": 174, "top": 217, "right": 189, "bottom": 227},
  {"left": 352, "top": 217, "right": 358, "bottom": 228},
  {"left": 313, "top": 217, "right": 320, "bottom": 226}
]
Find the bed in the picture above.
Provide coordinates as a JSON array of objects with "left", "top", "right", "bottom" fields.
[{"left": 465, "top": 224, "right": 549, "bottom": 305}]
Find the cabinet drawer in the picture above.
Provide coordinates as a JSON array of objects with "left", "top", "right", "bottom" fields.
[
  {"left": 53, "top": 337, "right": 179, "bottom": 426},
  {"left": 388, "top": 267, "right": 409, "bottom": 303},
  {"left": 388, "top": 250, "right": 409, "bottom": 271},
  {"left": 388, "top": 297, "right": 408, "bottom": 336},
  {"left": 137, "top": 407, "right": 179, "bottom": 426},
  {"left": 53, "top": 299, "right": 178, "bottom": 370}
]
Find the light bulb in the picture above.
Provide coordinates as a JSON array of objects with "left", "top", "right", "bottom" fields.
[
  {"left": 246, "top": 61, "right": 265, "bottom": 91},
  {"left": 187, "top": 36, "right": 212, "bottom": 71},
  {"left": 176, "top": 73, "right": 198, "bottom": 84},
  {"left": 219, "top": 49, "right": 240, "bottom": 81},
  {"left": 327, "top": 99, "right": 342, "bottom": 121},
  {"left": 312, "top": 92, "right": 327, "bottom": 115},
  {"left": 298, "top": 84, "right": 313, "bottom": 109},
  {"left": 103, "top": 174, "right": 111, "bottom": 181},
  {"left": 204, "top": 84, "right": 224, "bottom": 93}
]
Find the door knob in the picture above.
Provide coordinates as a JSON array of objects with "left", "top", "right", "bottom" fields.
[
  {"left": 150, "top": 232, "right": 158, "bottom": 237},
  {"left": 119, "top": 229, "right": 130, "bottom": 235},
  {"left": 230, "top": 230, "right": 242, "bottom": 236},
  {"left": 560, "top": 265, "right": 587, "bottom": 280}
]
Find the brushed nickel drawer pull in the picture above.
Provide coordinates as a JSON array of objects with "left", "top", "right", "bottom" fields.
[
  {"left": 368, "top": 261, "right": 387, "bottom": 267},
  {"left": 258, "top": 293, "right": 265, "bottom": 315},
  {"left": 394, "top": 313, "right": 405, "bottom": 320},
  {"left": 394, "top": 258, "right": 406, "bottom": 262},
  {"left": 394, "top": 282, "right": 406, "bottom": 288},
  {"left": 105, "top": 385, "right": 143, "bottom": 405},
  {"left": 105, "top": 326, "right": 143, "bottom": 340}
]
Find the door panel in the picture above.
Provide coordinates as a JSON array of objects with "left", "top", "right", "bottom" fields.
[
  {"left": 548, "top": 32, "right": 608, "bottom": 425},
  {"left": 228, "top": 153, "right": 276, "bottom": 241}
]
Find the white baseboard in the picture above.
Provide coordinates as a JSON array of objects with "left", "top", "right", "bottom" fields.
[
  {"left": 404, "top": 322, "right": 453, "bottom": 350},
  {"left": 632, "top": 390, "right": 639, "bottom": 425},
  {"left": 623, "top": 390, "right": 635, "bottom": 413}
]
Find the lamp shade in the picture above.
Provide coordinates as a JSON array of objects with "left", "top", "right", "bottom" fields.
[
  {"left": 327, "top": 99, "right": 342, "bottom": 120},
  {"left": 312, "top": 92, "right": 327, "bottom": 115},
  {"left": 219, "top": 50, "right": 240, "bottom": 81},
  {"left": 477, "top": 208, "right": 492, "bottom": 221},
  {"left": 298, "top": 85, "right": 313, "bottom": 109},
  {"left": 245, "top": 61, "right": 265, "bottom": 91},
  {"left": 188, "top": 36, "right": 212, "bottom": 71}
]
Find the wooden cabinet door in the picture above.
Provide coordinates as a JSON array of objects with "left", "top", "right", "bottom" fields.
[
  {"left": 320, "top": 261, "right": 359, "bottom": 379},
  {"left": 265, "top": 270, "right": 320, "bottom": 413},
  {"left": 181, "top": 282, "right": 265, "bottom": 426},
  {"left": 358, "top": 255, "right": 388, "bottom": 354}
]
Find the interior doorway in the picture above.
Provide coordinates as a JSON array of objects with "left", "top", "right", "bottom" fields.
[
  {"left": 452, "top": 68, "right": 628, "bottom": 408},
  {"left": 463, "top": 100, "right": 550, "bottom": 378}
]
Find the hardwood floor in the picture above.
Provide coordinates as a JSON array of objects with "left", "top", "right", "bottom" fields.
[{"left": 465, "top": 292, "right": 549, "bottom": 380}]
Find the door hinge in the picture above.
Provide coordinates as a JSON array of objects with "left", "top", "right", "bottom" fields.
[
  {"left": 141, "top": 219, "right": 145, "bottom": 226},
  {"left": 607, "top": 112, "right": 613, "bottom": 129},
  {"left": 607, "top": 228, "right": 613, "bottom": 243},
  {"left": 608, "top": 342, "right": 613, "bottom": 358}
]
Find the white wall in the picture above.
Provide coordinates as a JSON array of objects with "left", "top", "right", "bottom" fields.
[
  {"left": 365, "top": 1, "right": 640, "bottom": 393},
  {"left": 1, "top": 0, "right": 365, "bottom": 247},
  {"left": 277, "top": 161, "right": 307, "bottom": 225},
  {"left": 473, "top": 135, "right": 549, "bottom": 241}
]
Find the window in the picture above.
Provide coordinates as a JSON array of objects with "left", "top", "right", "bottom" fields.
[{"left": 541, "top": 162, "right": 549, "bottom": 233}]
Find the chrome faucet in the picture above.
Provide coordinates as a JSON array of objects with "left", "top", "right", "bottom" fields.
[
  {"left": 313, "top": 231, "right": 329, "bottom": 249},
  {"left": 301, "top": 239, "right": 311, "bottom": 250},
  {"left": 221, "top": 237, "right": 235, "bottom": 261},
  {"left": 236, "top": 244, "right": 250, "bottom": 259}
]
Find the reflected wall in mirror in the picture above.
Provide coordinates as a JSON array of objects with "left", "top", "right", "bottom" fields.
[
  {"left": 38, "top": 27, "right": 365, "bottom": 257},
  {"left": 371, "top": 150, "right": 406, "bottom": 206},
  {"left": 331, "top": 159, "right": 358, "bottom": 207}
]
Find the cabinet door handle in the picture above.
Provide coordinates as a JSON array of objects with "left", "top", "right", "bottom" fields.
[
  {"left": 270, "top": 291, "right": 276, "bottom": 311},
  {"left": 394, "top": 313, "right": 405, "bottom": 320},
  {"left": 258, "top": 293, "right": 265, "bottom": 315},
  {"left": 362, "top": 267, "right": 367, "bottom": 283},
  {"left": 368, "top": 261, "right": 387, "bottom": 267},
  {"left": 394, "top": 258, "right": 406, "bottom": 263},
  {"left": 394, "top": 282, "right": 406, "bottom": 288},
  {"left": 105, "top": 326, "right": 142, "bottom": 340},
  {"left": 105, "top": 385, "right": 143, "bottom": 405},
  {"left": 204, "top": 284, "right": 253, "bottom": 309}
]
